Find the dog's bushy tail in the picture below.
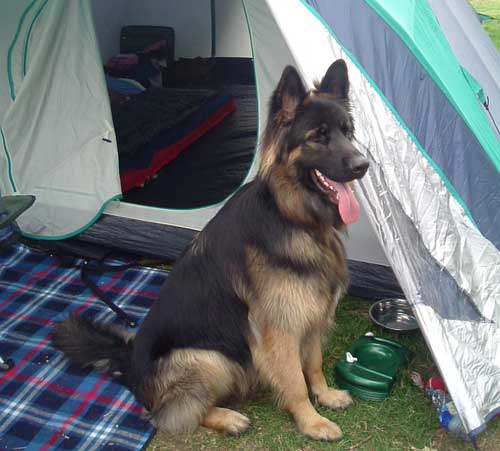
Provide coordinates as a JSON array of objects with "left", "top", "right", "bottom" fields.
[{"left": 52, "top": 314, "right": 133, "bottom": 383}]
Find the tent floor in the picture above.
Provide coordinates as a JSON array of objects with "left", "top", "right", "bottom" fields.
[{"left": 78, "top": 213, "right": 403, "bottom": 300}]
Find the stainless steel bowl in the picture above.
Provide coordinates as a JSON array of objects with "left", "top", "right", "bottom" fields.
[{"left": 368, "top": 298, "right": 419, "bottom": 332}]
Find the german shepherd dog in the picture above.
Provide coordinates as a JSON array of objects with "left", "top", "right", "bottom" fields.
[{"left": 52, "top": 59, "right": 369, "bottom": 441}]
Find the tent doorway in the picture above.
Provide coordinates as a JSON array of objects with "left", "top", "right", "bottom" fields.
[{"left": 92, "top": 0, "right": 258, "bottom": 210}]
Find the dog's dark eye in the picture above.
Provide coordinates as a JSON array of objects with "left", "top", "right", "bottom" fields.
[
  {"left": 313, "top": 125, "right": 329, "bottom": 144},
  {"left": 340, "top": 121, "right": 353, "bottom": 138}
]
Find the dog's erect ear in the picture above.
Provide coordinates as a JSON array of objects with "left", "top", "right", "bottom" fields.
[
  {"left": 319, "top": 59, "right": 349, "bottom": 100},
  {"left": 270, "top": 66, "right": 307, "bottom": 122}
]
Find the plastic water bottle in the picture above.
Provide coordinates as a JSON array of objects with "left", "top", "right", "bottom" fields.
[
  {"left": 426, "top": 381, "right": 469, "bottom": 440},
  {"left": 411, "top": 372, "right": 469, "bottom": 440}
]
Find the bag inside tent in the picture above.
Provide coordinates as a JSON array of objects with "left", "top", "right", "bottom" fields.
[{"left": 92, "top": 0, "right": 258, "bottom": 210}]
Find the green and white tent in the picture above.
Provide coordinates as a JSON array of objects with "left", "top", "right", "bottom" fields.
[{"left": 1, "top": 0, "right": 499, "bottom": 438}]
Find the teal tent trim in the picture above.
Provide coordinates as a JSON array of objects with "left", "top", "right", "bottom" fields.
[
  {"left": 0, "top": 128, "right": 17, "bottom": 192},
  {"left": 461, "top": 66, "right": 486, "bottom": 105},
  {"left": 363, "top": 0, "right": 500, "bottom": 173},
  {"left": 21, "top": 194, "right": 123, "bottom": 241},
  {"left": 7, "top": 0, "right": 39, "bottom": 101},
  {"left": 23, "top": 0, "right": 49, "bottom": 76}
]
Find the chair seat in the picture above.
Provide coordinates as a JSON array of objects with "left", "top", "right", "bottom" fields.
[{"left": 0, "top": 195, "right": 35, "bottom": 227}]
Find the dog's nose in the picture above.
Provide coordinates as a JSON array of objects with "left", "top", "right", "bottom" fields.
[{"left": 345, "top": 156, "right": 369, "bottom": 177}]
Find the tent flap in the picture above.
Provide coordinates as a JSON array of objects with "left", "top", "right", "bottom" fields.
[
  {"left": 0, "top": 0, "right": 121, "bottom": 239},
  {"left": 301, "top": 0, "right": 500, "bottom": 436}
]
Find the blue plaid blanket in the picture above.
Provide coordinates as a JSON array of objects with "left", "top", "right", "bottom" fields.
[{"left": 0, "top": 240, "right": 167, "bottom": 451}]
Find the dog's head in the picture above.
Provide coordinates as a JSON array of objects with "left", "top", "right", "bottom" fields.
[{"left": 261, "top": 60, "right": 369, "bottom": 227}]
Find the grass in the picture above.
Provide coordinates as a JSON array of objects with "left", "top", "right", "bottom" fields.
[
  {"left": 146, "top": 297, "right": 500, "bottom": 451},
  {"left": 471, "top": 0, "right": 500, "bottom": 49},
  {"left": 147, "top": 6, "right": 500, "bottom": 450}
]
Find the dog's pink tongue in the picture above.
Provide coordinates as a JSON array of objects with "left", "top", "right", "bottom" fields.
[{"left": 331, "top": 182, "right": 360, "bottom": 224}]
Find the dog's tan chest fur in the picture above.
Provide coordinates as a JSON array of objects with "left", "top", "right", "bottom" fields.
[{"left": 243, "top": 227, "right": 347, "bottom": 339}]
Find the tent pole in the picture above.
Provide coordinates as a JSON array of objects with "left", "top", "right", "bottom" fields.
[{"left": 211, "top": 0, "right": 216, "bottom": 57}]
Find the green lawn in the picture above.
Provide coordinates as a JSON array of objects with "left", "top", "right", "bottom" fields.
[
  {"left": 147, "top": 297, "right": 500, "bottom": 451},
  {"left": 471, "top": 0, "right": 500, "bottom": 49},
  {"left": 147, "top": 6, "right": 500, "bottom": 451}
]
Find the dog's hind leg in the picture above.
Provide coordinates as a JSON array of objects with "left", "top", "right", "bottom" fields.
[
  {"left": 201, "top": 407, "right": 250, "bottom": 435},
  {"left": 253, "top": 329, "right": 343, "bottom": 441},
  {"left": 146, "top": 349, "right": 250, "bottom": 435}
]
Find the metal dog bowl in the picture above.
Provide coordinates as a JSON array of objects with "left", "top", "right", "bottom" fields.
[{"left": 369, "top": 298, "right": 419, "bottom": 332}]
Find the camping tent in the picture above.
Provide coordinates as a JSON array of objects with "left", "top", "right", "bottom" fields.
[{"left": 1, "top": 0, "right": 499, "bottom": 439}]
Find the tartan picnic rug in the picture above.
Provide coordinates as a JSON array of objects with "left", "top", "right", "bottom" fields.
[{"left": 0, "top": 240, "right": 168, "bottom": 451}]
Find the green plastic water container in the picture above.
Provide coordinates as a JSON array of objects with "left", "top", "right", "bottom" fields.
[{"left": 334, "top": 334, "right": 411, "bottom": 401}]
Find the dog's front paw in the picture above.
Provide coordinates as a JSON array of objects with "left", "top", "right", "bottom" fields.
[
  {"left": 299, "top": 415, "right": 343, "bottom": 441},
  {"left": 315, "top": 388, "right": 353, "bottom": 411}
]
